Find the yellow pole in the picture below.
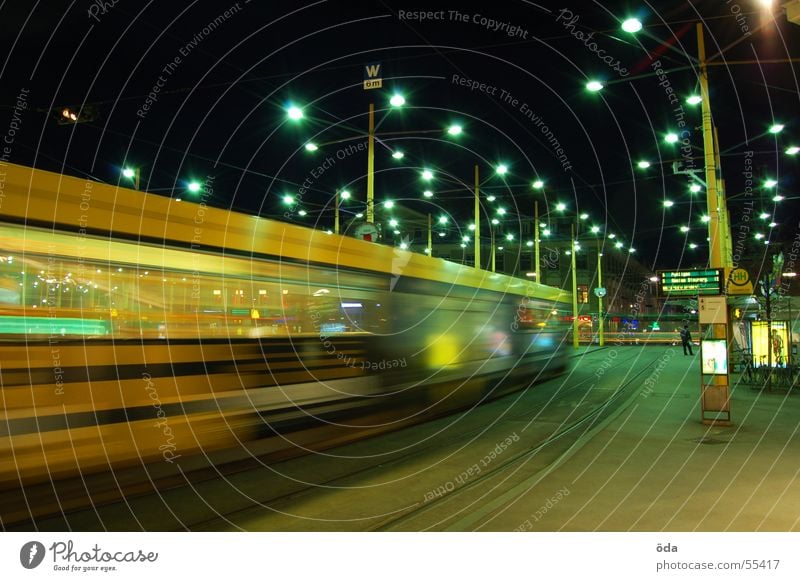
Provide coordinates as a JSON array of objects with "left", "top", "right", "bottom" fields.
[
  {"left": 367, "top": 103, "right": 375, "bottom": 224},
  {"left": 534, "top": 200, "right": 540, "bottom": 282},
  {"left": 697, "top": 23, "right": 723, "bottom": 269},
  {"left": 334, "top": 189, "right": 340, "bottom": 235},
  {"left": 572, "top": 223, "right": 579, "bottom": 349},
  {"left": 134, "top": 168, "right": 140, "bottom": 191},
  {"left": 491, "top": 225, "right": 496, "bottom": 273},
  {"left": 714, "top": 126, "right": 733, "bottom": 268},
  {"left": 597, "top": 238, "right": 604, "bottom": 347},
  {"left": 474, "top": 164, "right": 481, "bottom": 269}
]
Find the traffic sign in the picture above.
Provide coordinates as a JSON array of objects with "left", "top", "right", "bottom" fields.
[
  {"left": 725, "top": 267, "right": 753, "bottom": 296},
  {"left": 593, "top": 287, "right": 607, "bottom": 298},
  {"left": 363, "top": 63, "right": 382, "bottom": 90}
]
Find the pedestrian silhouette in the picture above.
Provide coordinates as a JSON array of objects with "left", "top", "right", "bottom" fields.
[{"left": 680, "top": 325, "right": 693, "bottom": 356}]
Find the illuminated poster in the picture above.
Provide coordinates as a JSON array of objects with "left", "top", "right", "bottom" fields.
[
  {"left": 701, "top": 339, "right": 728, "bottom": 375},
  {"left": 751, "top": 321, "right": 789, "bottom": 367}
]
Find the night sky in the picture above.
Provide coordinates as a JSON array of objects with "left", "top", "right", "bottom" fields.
[{"left": 1, "top": 0, "right": 798, "bottom": 272}]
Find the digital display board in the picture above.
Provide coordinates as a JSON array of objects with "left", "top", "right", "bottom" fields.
[{"left": 659, "top": 269, "right": 723, "bottom": 296}]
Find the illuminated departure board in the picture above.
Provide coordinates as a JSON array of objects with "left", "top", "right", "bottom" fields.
[{"left": 659, "top": 269, "right": 723, "bottom": 296}]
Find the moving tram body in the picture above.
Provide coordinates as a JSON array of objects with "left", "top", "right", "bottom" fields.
[{"left": 0, "top": 163, "right": 571, "bottom": 491}]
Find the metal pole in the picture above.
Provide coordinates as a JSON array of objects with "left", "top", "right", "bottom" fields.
[
  {"left": 598, "top": 238, "right": 604, "bottom": 347},
  {"left": 534, "top": 200, "right": 540, "bottom": 282},
  {"left": 334, "top": 189, "right": 340, "bottom": 235},
  {"left": 367, "top": 103, "right": 375, "bottom": 224},
  {"left": 134, "top": 168, "right": 140, "bottom": 191},
  {"left": 697, "top": 23, "right": 723, "bottom": 270},
  {"left": 474, "top": 164, "right": 481, "bottom": 269},
  {"left": 428, "top": 213, "right": 432, "bottom": 256},
  {"left": 572, "top": 223, "right": 579, "bottom": 349},
  {"left": 491, "top": 226, "right": 496, "bottom": 273}
]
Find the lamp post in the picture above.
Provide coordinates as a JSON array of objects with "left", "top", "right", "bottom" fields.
[
  {"left": 474, "top": 164, "right": 480, "bottom": 269},
  {"left": 571, "top": 223, "right": 579, "bottom": 349},
  {"left": 597, "top": 238, "right": 604, "bottom": 347}
]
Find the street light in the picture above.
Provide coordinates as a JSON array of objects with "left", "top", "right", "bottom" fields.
[{"left": 122, "top": 167, "right": 140, "bottom": 190}]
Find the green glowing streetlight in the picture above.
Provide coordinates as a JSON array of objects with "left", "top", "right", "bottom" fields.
[
  {"left": 532, "top": 179, "right": 544, "bottom": 189},
  {"left": 663, "top": 200, "right": 674, "bottom": 208},
  {"left": 556, "top": 202, "right": 567, "bottom": 212},
  {"left": 590, "top": 225, "right": 600, "bottom": 234},
  {"left": 468, "top": 223, "right": 476, "bottom": 231},
  {"left": 615, "top": 241, "right": 624, "bottom": 249},
  {"left": 389, "top": 219, "right": 399, "bottom": 227},
  {"left": 423, "top": 190, "right": 433, "bottom": 198},
  {"left": 755, "top": 233, "right": 765, "bottom": 240},
  {"left": 384, "top": 200, "right": 395, "bottom": 209},
  {"left": 122, "top": 168, "right": 136, "bottom": 179},
  {"left": 286, "top": 105, "right": 303, "bottom": 121},
  {"left": 304, "top": 143, "right": 318, "bottom": 152},
  {"left": 586, "top": 80, "right": 604, "bottom": 92},
  {"left": 760, "top": 212, "right": 770, "bottom": 220},
  {"left": 438, "top": 216, "right": 448, "bottom": 224},
  {"left": 496, "top": 164, "right": 509, "bottom": 176},
  {"left": 689, "top": 184, "right": 702, "bottom": 193},
  {"left": 497, "top": 207, "right": 507, "bottom": 216},
  {"left": 689, "top": 243, "right": 698, "bottom": 249},
  {"left": 680, "top": 225, "right": 690, "bottom": 232},
  {"left": 579, "top": 213, "right": 589, "bottom": 220},
  {"left": 487, "top": 195, "right": 496, "bottom": 202},
  {"left": 686, "top": 95, "right": 702, "bottom": 106},
  {"left": 282, "top": 194, "right": 295, "bottom": 205},
  {"left": 298, "top": 209, "right": 307, "bottom": 217},
  {"left": 621, "top": 18, "right": 643, "bottom": 33},
  {"left": 340, "top": 190, "right": 352, "bottom": 200},
  {"left": 447, "top": 124, "right": 463, "bottom": 136},
  {"left": 786, "top": 146, "right": 800, "bottom": 155},
  {"left": 764, "top": 178, "right": 778, "bottom": 188},
  {"left": 421, "top": 169, "right": 434, "bottom": 181},
  {"left": 665, "top": 132, "right": 679, "bottom": 144},
  {"left": 462, "top": 235, "right": 470, "bottom": 242},
  {"left": 701, "top": 214, "right": 710, "bottom": 223},
  {"left": 769, "top": 123, "right": 784, "bottom": 134},
  {"left": 389, "top": 94, "right": 406, "bottom": 107},
  {"left": 773, "top": 194, "right": 785, "bottom": 202},
  {"left": 392, "top": 150, "right": 404, "bottom": 159},
  {"left": 505, "top": 233, "right": 514, "bottom": 241},
  {"left": 637, "top": 160, "right": 651, "bottom": 169},
  {"left": 491, "top": 218, "right": 500, "bottom": 225},
  {"left": 187, "top": 181, "right": 202, "bottom": 194}
]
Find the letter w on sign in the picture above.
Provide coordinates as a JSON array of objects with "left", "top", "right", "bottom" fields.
[{"left": 365, "top": 64, "right": 381, "bottom": 78}]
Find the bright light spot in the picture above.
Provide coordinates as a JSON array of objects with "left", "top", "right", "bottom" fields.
[
  {"left": 393, "top": 230, "right": 400, "bottom": 235},
  {"left": 304, "top": 143, "right": 318, "bottom": 152},
  {"left": 496, "top": 164, "right": 509, "bottom": 175},
  {"left": 438, "top": 216, "right": 448, "bottom": 224},
  {"left": 686, "top": 95, "right": 702, "bottom": 106},
  {"left": 438, "top": 231, "right": 446, "bottom": 237},
  {"left": 187, "top": 181, "right": 202, "bottom": 193},
  {"left": 497, "top": 207, "right": 506, "bottom": 215},
  {"left": 773, "top": 194, "right": 785, "bottom": 202},
  {"left": 769, "top": 123, "right": 784, "bottom": 134},
  {"left": 468, "top": 223, "right": 476, "bottom": 231},
  {"left": 637, "top": 160, "right": 651, "bottom": 169},
  {"left": 580, "top": 213, "right": 589, "bottom": 220},
  {"left": 590, "top": 225, "right": 600, "bottom": 233},
  {"left": 532, "top": 180, "right": 544, "bottom": 189},
  {"left": 298, "top": 209, "right": 307, "bottom": 216},
  {"left": 287, "top": 106, "right": 303, "bottom": 120},
  {"left": 680, "top": 225, "right": 689, "bottom": 232},
  {"left": 389, "top": 94, "right": 405, "bottom": 107},
  {"left": 462, "top": 235, "right": 470, "bottom": 242},
  {"left": 392, "top": 150, "right": 404, "bottom": 159},
  {"left": 506, "top": 233, "right": 514, "bottom": 241},
  {"left": 556, "top": 202, "right": 567, "bottom": 212},
  {"left": 628, "top": 247, "right": 636, "bottom": 253},
  {"left": 755, "top": 233, "right": 764, "bottom": 240},
  {"left": 355, "top": 212, "right": 364, "bottom": 218},
  {"left": 340, "top": 190, "right": 351, "bottom": 200},
  {"left": 621, "top": 18, "right": 642, "bottom": 33},
  {"left": 764, "top": 179, "right": 778, "bottom": 188},
  {"left": 543, "top": 228, "right": 551, "bottom": 236},
  {"left": 786, "top": 146, "right": 800, "bottom": 155},
  {"left": 608, "top": 233, "right": 616, "bottom": 239},
  {"left": 615, "top": 241, "right": 623, "bottom": 248},
  {"left": 384, "top": 200, "right": 395, "bottom": 209},
  {"left": 487, "top": 195, "right": 496, "bottom": 202},
  {"left": 447, "top": 124, "right": 462, "bottom": 136},
  {"left": 421, "top": 169, "right": 434, "bottom": 180},
  {"left": 491, "top": 218, "right": 500, "bottom": 225},
  {"left": 760, "top": 212, "right": 770, "bottom": 220},
  {"left": 586, "top": 80, "right": 604, "bottom": 92},
  {"left": 689, "top": 184, "right": 701, "bottom": 193},
  {"left": 282, "top": 194, "right": 295, "bottom": 204},
  {"left": 526, "top": 240, "right": 534, "bottom": 247},
  {"left": 701, "top": 215, "right": 710, "bottom": 223},
  {"left": 389, "top": 219, "right": 399, "bottom": 227},
  {"left": 400, "top": 242, "right": 408, "bottom": 250},
  {"left": 769, "top": 222, "right": 777, "bottom": 228},
  {"left": 122, "top": 168, "right": 136, "bottom": 179},
  {"left": 689, "top": 243, "right": 698, "bottom": 249},
  {"left": 423, "top": 190, "right": 433, "bottom": 198},
  {"left": 665, "top": 133, "right": 679, "bottom": 144},
  {"left": 663, "top": 200, "right": 674, "bottom": 208}
]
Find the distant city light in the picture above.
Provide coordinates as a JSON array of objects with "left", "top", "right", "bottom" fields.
[
  {"left": 468, "top": 223, "right": 476, "bottom": 231},
  {"left": 773, "top": 194, "right": 785, "bottom": 202},
  {"left": 590, "top": 225, "right": 600, "bottom": 233}
]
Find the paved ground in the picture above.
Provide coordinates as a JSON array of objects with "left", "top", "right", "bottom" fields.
[{"left": 473, "top": 347, "right": 800, "bottom": 532}]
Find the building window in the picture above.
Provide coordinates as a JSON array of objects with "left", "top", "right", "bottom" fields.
[{"left": 578, "top": 284, "right": 589, "bottom": 304}]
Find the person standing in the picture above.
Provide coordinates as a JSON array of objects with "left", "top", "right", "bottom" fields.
[{"left": 680, "top": 325, "right": 694, "bottom": 356}]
